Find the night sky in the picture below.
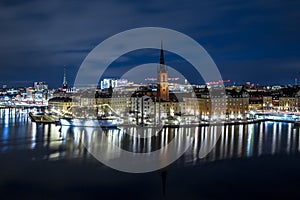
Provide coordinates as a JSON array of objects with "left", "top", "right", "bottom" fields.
[{"left": 0, "top": 0, "right": 300, "bottom": 88}]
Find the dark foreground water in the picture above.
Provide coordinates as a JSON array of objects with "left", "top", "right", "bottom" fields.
[{"left": 1, "top": 108, "right": 300, "bottom": 199}]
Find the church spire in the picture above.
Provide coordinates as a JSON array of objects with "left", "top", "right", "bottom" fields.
[
  {"left": 157, "top": 41, "right": 169, "bottom": 101},
  {"left": 62, "top": 67, "right": 68, "bottom": 89},
  {"left": 160, "top": 40, "right": 165, "bottom": 65},
  {"left": 159, "top": 41, "right": 167, "bottom": 72}
]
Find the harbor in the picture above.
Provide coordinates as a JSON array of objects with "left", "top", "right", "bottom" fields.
[{"left": 1, "top": 107, "right": 300, "bottom": 199}]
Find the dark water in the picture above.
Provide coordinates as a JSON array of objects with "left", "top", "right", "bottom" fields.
[{"left": 1, "top": 108, "right": 300, "bottom": 199}]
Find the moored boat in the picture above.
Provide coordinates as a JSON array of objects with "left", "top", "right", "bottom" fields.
[
  {"left": 60, "top": 117, "right": 123, "bottom": 127},
  {"left": 29, "top": 111, "right": 59, "bottom": 124}
]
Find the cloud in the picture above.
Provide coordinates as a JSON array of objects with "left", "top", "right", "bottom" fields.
[{"left": 0, "top": 0, "right": 299, "bottom": 87}]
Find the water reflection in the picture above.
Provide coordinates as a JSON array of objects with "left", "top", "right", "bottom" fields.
[
  {"left": 0, "top": 108, "right": 63, "bottom": 159},
  {"left": 1, "top": 108, "right": 300, "bottom": 167},
  {"left": 60, "top": 122, "right": 300, "bottom": 166}
]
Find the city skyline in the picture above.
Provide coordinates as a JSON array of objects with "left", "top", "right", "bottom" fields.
[
  {"left": 0, "top": 1, "right": 300, "bottom": 87},
  {"left": 0, "top": 70, "right": 299, "bottom": 89},
  {"left": 0, "top": 48, "right": 300, "bottom": 89},
  {"left": 1, "top": 1, "right": 300, "bottom": 198}
]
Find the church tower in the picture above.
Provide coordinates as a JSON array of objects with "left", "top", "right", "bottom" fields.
[
  {"left": 158, "top": 42, "right": 169, "bottom": 101},
  {"left": 62, "top": 68, "right": 68, "bottom": 89}
]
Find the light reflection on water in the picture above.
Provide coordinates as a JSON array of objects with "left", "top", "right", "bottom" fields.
[{"left": 0, "top": 108, "right": 300, "bottom": 167}]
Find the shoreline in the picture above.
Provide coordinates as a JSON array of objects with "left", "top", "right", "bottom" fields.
[{"left": 57, "top": 118, "right": 298, "bottom": 129}]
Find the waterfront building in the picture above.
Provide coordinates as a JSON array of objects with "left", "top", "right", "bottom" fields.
[
  {"left": 129, "top": 90, "right": 184, "bottom": 124},
  {"left": 183, "top": 86, "right": 249, "bottom": 120},
  {"left": 278, "top": 86, "right": 298, "bottom": 111},
  {"left": 48, "top": 97, "right": 72, "bottom": 115},
  {"left": 226, "top": 87, "right": 249, "bottom": 119},
  {"left": 296, "top": 90, "right": 300, "bottom": 112},
  {"left": 130, "top": 94, "right": 153, "bottom": 124},
  {"left": 263, "top": 96, "right": 273, "bottom": 110},
  {"left": 248, "top": 90, "right": 264, "bottom": 111},
  {"left": 96, "top": 91, "right": 131, "bottom": 117},
  {"left": 246, "top": 86, "right": 299, "bottom": 112},
  {"left": 33, "top": 81, "right": 49, "bottom": 103},
  {"left": 279, "top": 97, "right": 296, "bottom": 111},
  {"left": 25, "top": 87, "right": 36, "bottom": 102}
]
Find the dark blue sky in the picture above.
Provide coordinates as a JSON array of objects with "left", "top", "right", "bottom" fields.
[{"left": 0, "top": 0, "right": 300, "bottom": 88}]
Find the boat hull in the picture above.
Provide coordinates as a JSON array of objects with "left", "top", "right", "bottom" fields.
[{"left": 60, "top": 118, "right": 122, "bottom": 127}]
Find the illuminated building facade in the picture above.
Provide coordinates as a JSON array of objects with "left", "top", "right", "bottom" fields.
[
  {"left": 183, "top": 87, "right": 249, "bottom": 120},
  {"left": 248, "top": 90, "right": 263, "bottom": 111},
  {"left": 100, "top": 79, "right": 129, "bottom": 89},
  {"left": 48, "top": 97, "right": 72, "bottom": 115},
  {"left": 263, "top": 96, "right": 273, "bottom": 110},
  {"left": 296, "top": 90, "right": 300, "bottom": 111},
  {"left": 279, "top": 97, "right": 296, "bottom": 111}
]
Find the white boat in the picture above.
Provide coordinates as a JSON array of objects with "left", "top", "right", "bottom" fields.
[{"left": 60, "top": 117, "right": 123, "bottom": 127}]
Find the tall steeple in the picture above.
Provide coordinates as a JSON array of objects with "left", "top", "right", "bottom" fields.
[
  {"left": 159, "top": 41, "right": 167, "bottom": 72},
  {"left": 160, "top": 41, "right": 165, "bottom": 65},
  {"left": 62, "top": 67, "right": 68, "bottom": 89},
  {"left": 157, "top": 41, "right": 169, "bottom": 101}
]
